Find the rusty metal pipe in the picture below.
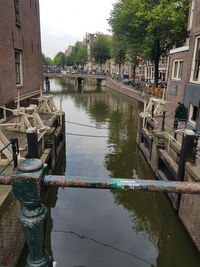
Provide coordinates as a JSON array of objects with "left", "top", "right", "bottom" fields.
[{"left": 44, "top": 175, "right": 200, "bottom": 194}]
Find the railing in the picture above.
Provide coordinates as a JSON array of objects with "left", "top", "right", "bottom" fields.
[
  {"left": 0, "top": 138, "right": 19, "bottom": 174},
  {"left": 166, "top": 133, "right": 181, "bottom": 153},
  {"left": 0, "top": 158, "right": 200, "bottom": 266}
]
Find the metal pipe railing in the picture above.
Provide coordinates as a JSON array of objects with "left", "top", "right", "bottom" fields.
[
  {"left": 2, "top": 173, "right": 200, "bottom": 194},
  {"left": 1, "top": 158, "right": 200, "bottom": 267},
  {"left": 44, "top": 175, "right": 200, "bottom": 194}
]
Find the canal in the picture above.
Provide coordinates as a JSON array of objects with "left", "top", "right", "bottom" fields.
[{"left": 19, "top": 77, "right": 200, "bottom": 266}]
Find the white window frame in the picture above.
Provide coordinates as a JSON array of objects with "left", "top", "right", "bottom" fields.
[
  {"left": 172, "top": 60, "right": 183, "bottom": 80},
  {"left": 15, "top": 50, "right": 23, "bottom": 86},
  {"left": 188, "top": 103, "right": 198, "bottom": 125},
  {"left": 188, "top": 0, "right": 195, "bottom": 30},
  {"left": 190, "top": 36, "right": 200, "bottom": 83},
  {"left": 160, "top": 56, "right": 167, "bottom": 65}
]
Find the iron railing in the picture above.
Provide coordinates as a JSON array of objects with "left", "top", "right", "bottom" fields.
[{"left": 0, "top": 138, "right": 19, "bottom": 174}]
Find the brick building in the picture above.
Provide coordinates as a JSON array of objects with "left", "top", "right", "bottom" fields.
[
  {"left": 167, "top": 0, "right": 200, "bottom": 126},
  {"left": 0, "top": 0, "right": 43, "bottom": 108},
  {"left": 144, "top": 56, "right": 168, "bottom": 84}
]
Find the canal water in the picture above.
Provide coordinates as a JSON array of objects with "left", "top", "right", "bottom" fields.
[{"left": 19, "top": 77, "right": 200, "bottom": 267}]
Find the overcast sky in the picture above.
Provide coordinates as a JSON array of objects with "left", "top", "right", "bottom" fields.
[{"left": 39, "top": 0, "right": 116, "bottom": 58}]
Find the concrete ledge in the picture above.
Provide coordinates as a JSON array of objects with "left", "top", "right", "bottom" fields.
[
  {"left": 141, "top": 128, "right": 153, "bottom": 140},
  {"left": 159, "top": 149, "right": 178, "bottom": 179},
  {"left": 185, "top": 159, "right": 200, "bottom": 182}
]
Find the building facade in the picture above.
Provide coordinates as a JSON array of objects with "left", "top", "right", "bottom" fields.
[
  {"left": 166, "top": 0, "right": 200, "bottom": 124},
  {"left": 0, "top": 0, "right": 43, "bottom": 108},
  {"left": 65, "top": 45, "right": 74, "bottom": 57},
  {"left": 144, "top": 56, "right": 168, "bottom": 84}
]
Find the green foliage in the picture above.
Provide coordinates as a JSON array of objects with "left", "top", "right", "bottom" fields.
[
  {"left": 46, "top": 57, "right": 53, "bottom": 66},
  {"left": 42, "top": 53, "right": 53, "bottom": 66},
  {"left": 91, "top": 34, "right": 111, "bottom": 66},
  {"left": 65, "top": 55, "right": 73, "bottom": 66},
  {"left": 70, "top": 42, "right": 88, "bottom": 67},
  {"left": 53, "top": 52, "right": 67, "bottom": 68},
  {"left": 42, "top": 53, "right": 46, "bottom": 65},
  {"left": 109, "top": 0, "right": 190, "bottom": 85},
  {"left": 111, "top": 36, "right": 127, "bottom": 66}
]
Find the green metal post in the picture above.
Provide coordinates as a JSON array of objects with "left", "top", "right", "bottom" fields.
[{"left": 12, "top": 158, "right": 52, "bottom": 267}]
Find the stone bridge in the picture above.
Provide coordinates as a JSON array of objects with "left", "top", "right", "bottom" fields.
[{"left": 43, "top": 73, "right": 107, "bottom": 86}]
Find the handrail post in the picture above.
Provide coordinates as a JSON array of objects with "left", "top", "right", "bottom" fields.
[
  {"left": 26, "top": 127, "right": 39, "bottom": 158},
  {"left": 12, "top": 158, "right": 52, "bottom": 267},
  {"left": 161, "top": 110, "right": 166, "bottom": 131},
  {"left": 10, "top": 138, "right": 19, "bottom": 168}
]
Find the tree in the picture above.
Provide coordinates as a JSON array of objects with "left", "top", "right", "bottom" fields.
[
  {"left": 111, "top": 36, "right": 127, "bottom": 77},
  {"left": 65, "top": 55, "right": 73, "bottom": 66},
  {"left": 42, "top": 53, "right": 47, "bottom": 65},
  {"left": 46, "top": 57, "right": 53, "bottom": 66},
  {"left": 109, "top": 0, "right": 190, "bottom": 86},
  {"left": 77, "top": 45, "right": 88, "bottom": 68},
  {"left": 91, "top": 34, "right": 111, "bottom": 69},
  {"left": 70, "top": 42, "right": 88, "bottom": 69},
  {"left": 53, "top": 52, "right": 66, "bottom": 68}
]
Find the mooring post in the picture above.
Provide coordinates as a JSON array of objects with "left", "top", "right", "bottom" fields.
[
  {"left": 191, "top": 135, "right": 199, "bottom": 165},
  {"left": 161, "top": 110, "right": 166, "bottom": 131},
  {"left": 151, "top": 104, "right": 155, "bottom": 120},
  {"left": 12, "top": 158, "right": 52, "bottom": 267},
  {"left": 10, "top": 138, "right": 19, "bottom": 168},
  {"left": 26, "top": 127, "right": 39, "bottom": 158},
  {"left": 173, "top": 118, "right": 179, "bottom": 140},
  {"left": 45, "top": 77, "right": 50, "bottom": 92},
  {"left": 177, "top": 130, "right": 195, "bottom": 181}
]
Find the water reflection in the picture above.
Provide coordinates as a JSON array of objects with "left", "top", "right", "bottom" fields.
[{"left": 38, "top": 78, "right": 200, "bottom": 266}]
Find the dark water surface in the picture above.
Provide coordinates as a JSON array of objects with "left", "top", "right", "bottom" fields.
[{"left": 19, "top": 77, "right": 200, "bottom": 267}]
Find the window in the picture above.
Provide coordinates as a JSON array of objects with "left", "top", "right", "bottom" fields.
[
  {"left": 159, "top": 71, "right": 166, "bottom": 82},
  {"left": 172, "top": 60, "right": 183, "bottom": 80},
  {"left": 178, "top": 61, "right": 183, "bottom": 79},
  {"left": 15, "top": 50, "right": 23, "bottom": 86},
  {"left": 160, "top": 56, "right": 168, "bottom": 65},
  {"left": 189, "top": 104, "right": 198, "bottom": 124},
  {"left": 14, "top": 0, "right": 21, "bottom": 27},
  {"left": 191, "top": 37, "right": 200, "bottom": 82}
]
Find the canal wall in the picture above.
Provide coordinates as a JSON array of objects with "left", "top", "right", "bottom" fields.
[
  {"left": 102, "top": 76, "right": 200, "bottom": 252},
  {"left": 179, "top": 160, "right": 200, "bottom": 250},
  {"left": 0, "top": 93, "right": 66, "bottom": 266},
  {"left": 137, "top": 115, "right": 200, "bottom": 251},
  {"left": 105, "top": 78, "right": 148, "bottom": 103}
]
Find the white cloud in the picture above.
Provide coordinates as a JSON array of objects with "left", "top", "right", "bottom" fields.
[{"left": 39, "top": 0, "right": 116, "bottom": 58}]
